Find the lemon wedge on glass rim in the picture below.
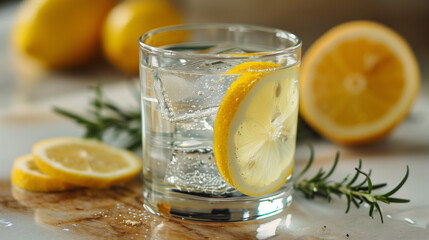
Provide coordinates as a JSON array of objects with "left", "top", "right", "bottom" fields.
[
  {"left": 32, "top": 137, "right": 142, "bottom": 188},
  {"left": 214, "top": 62, "right": 299, "bottom": 197}
]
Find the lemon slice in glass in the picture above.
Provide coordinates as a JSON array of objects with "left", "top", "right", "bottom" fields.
[
  {"left": 33, "top": 137, "right": 142, "bottom": 188},
  {"left": 214, "top": 62, "right": 299, "bottom": 196}
]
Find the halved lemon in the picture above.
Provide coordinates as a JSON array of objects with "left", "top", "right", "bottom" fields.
[
  {"left": 214, "top": 62, "right": 299, "bottom": 196},
  {"left": 300, "top": 21, "right": 420, "bottom": 145},
  {"left": 11, "top": 154, "right": 78, "bottom": 192},
  {"left": 33, "top": 137, "right": 142, "bottom": 188}
]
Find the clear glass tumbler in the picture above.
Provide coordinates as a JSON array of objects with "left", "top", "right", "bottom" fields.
[{"left": 139, "top": 24, "right": 301, "bottom": 222}]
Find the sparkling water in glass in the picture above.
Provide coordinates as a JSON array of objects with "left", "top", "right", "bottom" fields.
[{"left": 139, "top": 24, "right": 301, "bottom": 221}]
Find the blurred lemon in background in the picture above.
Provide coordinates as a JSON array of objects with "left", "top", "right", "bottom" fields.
[
  {"left": 12, "top": 0, "right": 115, "bottom": 69},
  {"left": 300, "top": 21, "right": 420, "bottom": 145},
  {"left": 102, "top": 0, "right": 183, "bottom": 75}
]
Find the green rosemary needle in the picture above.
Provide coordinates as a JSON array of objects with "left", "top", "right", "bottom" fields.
[{"left": 293, "top": 145, "right": 410, "bottom": 223}]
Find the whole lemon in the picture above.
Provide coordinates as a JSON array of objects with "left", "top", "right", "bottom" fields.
[
  {"left": 12, "top": 0, "right": 116, "bottom": 69},
  {"left": 102, "top": 0, "right": 183, "bottom": 75}
]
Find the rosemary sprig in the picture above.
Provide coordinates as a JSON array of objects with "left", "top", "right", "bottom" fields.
[
  {"left": 294, "top": 145, "right": 410, "bottom": 223},
  {"left": 53, "top": 84, "right": 142, "bottom": 151}
]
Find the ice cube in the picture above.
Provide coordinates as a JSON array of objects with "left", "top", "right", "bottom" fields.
[
  {"left": 152, "top": 65, "right": 237, "bottom": 122},
  {"left": 164, "top": 147, "right": 235, "bottom": 195}
]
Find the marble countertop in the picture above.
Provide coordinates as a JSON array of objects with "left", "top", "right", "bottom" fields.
[{"left": 1, "top": 2, "right": 429, "bottom": 239}]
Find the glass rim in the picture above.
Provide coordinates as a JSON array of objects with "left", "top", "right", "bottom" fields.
[{"left": 138, "top": 23, "right": 302, "bottom": 60}]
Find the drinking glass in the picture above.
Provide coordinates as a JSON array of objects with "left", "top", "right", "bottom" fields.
[{"left": 139, "top": 24, "right": 301, "bottom": 222}]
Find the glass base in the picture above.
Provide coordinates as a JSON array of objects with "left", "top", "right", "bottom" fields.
[{"left": 143, "top": 182, "right": 293, "bottom": 222}]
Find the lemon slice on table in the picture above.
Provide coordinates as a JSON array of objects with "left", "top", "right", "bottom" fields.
[
  {"left": 11, "top": 154, "right": 79, "bottom": 192},
  {"left": 300, "top": 21, "right": 420, "bottom": 145},
  {"left": 33, "top": 137, "right": 142, "bottom": 188},
  {"left": 214, "top": 62, "right": 299, "bottom": 196}
]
